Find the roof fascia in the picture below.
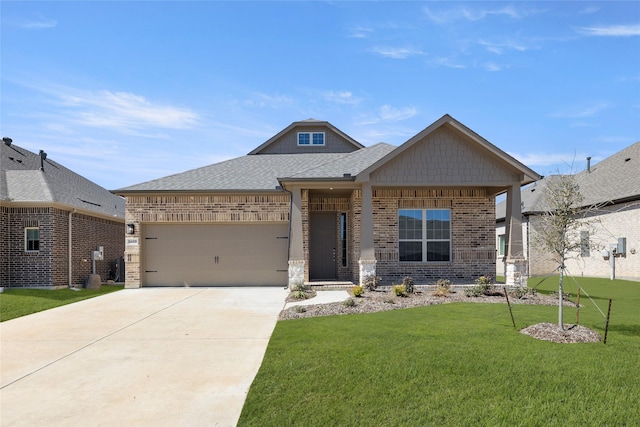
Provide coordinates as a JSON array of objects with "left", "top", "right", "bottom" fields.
[
  {"left": 356, "top": 114, "right": 542, "bottom": 185},
  {"left": 1, "top": 200, "right": 125, "bottom": 222},
  {"left": 248, "top": 120, "right": 364, "bottom": 155},
  {"left": 113, "top": 189, "right": 286, "bottom": 196}
]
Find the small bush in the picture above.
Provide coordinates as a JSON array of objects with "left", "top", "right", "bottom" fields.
[
  {"left": 294, "top": 305, "right": 306, "bottom": 313},
  {"left": 393, "top": 284, "right": 407, "bottom": 297},
  {"left": 352, "top": 285, "right": 364, "bottom": 297},
  {"left": 291, "top": 282, "right": 310, "bottom": 299},
  {"left": 291, "top": 290, "right": 307, "bottom": 300},
  {"left": 343, "top": 297, "right": 356, "bottom": 307},
  {"left": 362, "top": 274, "right": 381, "bottom": 291},
  {"left": 511, "top": 286, "right": 534, "bottom": 299},
  {"left": 464, "top": 286, "right": 483, "bottom": 297},
  {"left": 402, "top": 277, "right": 415, "bottom": 294},
  {"left": 433, "top": 278, "right": 451, "bottom": 297}
]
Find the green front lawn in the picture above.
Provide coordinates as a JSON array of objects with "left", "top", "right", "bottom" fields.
[
  {"left": 239, "top": 277, "right": 640, "bottom": 426},
  {"left": 0, "top": 285, "right": 124, "bottom": 321}
]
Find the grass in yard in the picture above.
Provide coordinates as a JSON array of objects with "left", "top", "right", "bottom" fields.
[
  {"left": 0, "top": 285, "right": 123, "bottom": 321},
  {"left": 239, "top": 277, "right": 640, "bottom": 426}
]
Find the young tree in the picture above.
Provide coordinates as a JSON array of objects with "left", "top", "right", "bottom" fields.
[{"left": 533, "top": 174, "right": 589, "bottom": 331}]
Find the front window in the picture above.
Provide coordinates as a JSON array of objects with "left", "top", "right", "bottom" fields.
[
  {"left": 25, "top": 227, "right": 40, "bottom": 252},
  {"left": 298, "top": 132, "right": 325, "bottom": 146},
  {"left": 399, "top": 209, "right": 451, "bottom": 262},
  {"left": 498, "top": 234, "right": 506, "bottom": 257}
]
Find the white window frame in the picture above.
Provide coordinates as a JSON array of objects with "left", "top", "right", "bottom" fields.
[
  {"left": 399, "top": 209, "right": 451, "bottom": 263},
  {"left": 25, "top": 227, "right": 40, "bottom": 252},
  {"left": 297, "top": 132, "right": 325, "bottom": 146}
]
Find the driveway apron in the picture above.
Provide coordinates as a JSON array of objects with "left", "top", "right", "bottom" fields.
[{"left": 0, "top": 287, "right": 288, "bottom": 427}]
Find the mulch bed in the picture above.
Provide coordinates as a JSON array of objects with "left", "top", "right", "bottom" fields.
[{"left": 280, "top": 287, "right": 601, "bottom": 344}]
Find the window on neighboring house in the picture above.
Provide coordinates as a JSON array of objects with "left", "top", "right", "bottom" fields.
[
  {"left": 399, "top": 209, "right": 451, "bottom": 262},
  {"left": 297, "top": 132, "right": 325, "bottom": 146},
  {"left": 498, "top": 234, "right": 506, "bottom": 257},
  {"left": 581, "top": 231, "right": 590, "bottom": 257},
  {"left": 25, "top": 227, "right": 40, "bottom": 252}
]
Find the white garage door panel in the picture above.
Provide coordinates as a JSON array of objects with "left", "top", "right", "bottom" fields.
[{"left": 143, "top": 224, "right": 288, "bottom": 286}]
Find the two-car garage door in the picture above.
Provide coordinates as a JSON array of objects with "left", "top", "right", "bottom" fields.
[{"left": 142, "top": 224, "right": 289, "bottom": 286}]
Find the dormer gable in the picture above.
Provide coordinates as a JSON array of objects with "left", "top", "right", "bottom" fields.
[{"left": 248, "top": 119, "right": 364, "bottom": 155}]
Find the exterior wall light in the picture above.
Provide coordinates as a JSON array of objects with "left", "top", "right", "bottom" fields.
[{"left": 127, "top": 223, "right": 135, "bottom": 235}]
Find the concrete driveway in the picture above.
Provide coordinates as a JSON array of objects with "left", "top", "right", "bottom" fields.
[{"left": 0, "top": 287, "right": 288, "bottom": 427}]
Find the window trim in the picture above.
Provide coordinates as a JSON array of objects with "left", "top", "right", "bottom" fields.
[
  {"left": 25, "top": 227, "right": 40, "bottom": 252},
  {"left": 297, "top": 132, "right": 325, "bottom": 146},
  {"left": 399, "top": 209, "right": 451, "bottom": 263}
]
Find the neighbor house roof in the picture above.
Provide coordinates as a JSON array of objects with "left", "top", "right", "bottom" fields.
[
  {"left": 115, "top": 143, "right": 396, "bottom": 193},
  {"left": 1, "top": 141, "right": 125, "bottom": 219},
  {"left": 496, "top": 141, "right": 640, "bottom": 220}
]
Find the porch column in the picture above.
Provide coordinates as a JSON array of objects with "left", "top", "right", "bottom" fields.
[
  {"left": 358, "top": 182, "right": 376, "bottom": 285},
  {"left": 504, "top": 183, "right": 527, "bottom": 287},
  {"left": 288, "top": 187, "right": 305, "bottom": 289}
]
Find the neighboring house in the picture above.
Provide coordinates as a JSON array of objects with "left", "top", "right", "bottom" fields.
[
  {"left": 115, "top": 115, "right": 540, "bottom": 289},
  {"left": 496, "top": 141, "right": 640, "bottom": 281},
  {"left": 1, "top": 139, "right": 125, "bottom": 289}
]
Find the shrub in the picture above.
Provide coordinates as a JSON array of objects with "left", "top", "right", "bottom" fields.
[
  {"left": 352, "top": 285, "right": 364, "bottom": 297},
  {"left": 393, "top": 284, "right": 407, "bottom": 297},
  {"left": 294, "top": 305, "right": 306, "bottom": 313},
  {"left": 343, "top": 297, "right": 356, "bottom": 307},
  {"left": 291, "top": 282, "right": 309, "bottom": 299},
  {"left": 362, "top": 274, "right": 381, "bottom": 291},
  {"left": 511, "top": 286, "right": 534, "bottom": 299},
  {"left": 402, "top": 277, "right": 415, "bottom": 294},
  {"left": 464, "top": 286, "right": 483, "bottom": 298},
  {"left": 433, "top": 279, "right": 451, "bottom": 297}
]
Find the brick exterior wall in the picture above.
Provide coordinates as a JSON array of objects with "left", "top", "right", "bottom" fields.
[
  {"left": 1, "top": 206, "right": 124, "bottom": 288},
  {"left": 0, "top": 206, "right": 8, "bottom": 287},
  {"left": 123, "top": 193, "right": 290, "bottom": 287},
  {"left": 372, "top": 189, "right": 496, "bottom": 285},
  {"left": 529, "top": 201, "right": 640, "bottom": 280}
]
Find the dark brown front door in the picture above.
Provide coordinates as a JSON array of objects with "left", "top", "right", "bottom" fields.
[{"left": 310, "top": 212, "right": 337, "bottom": 280}]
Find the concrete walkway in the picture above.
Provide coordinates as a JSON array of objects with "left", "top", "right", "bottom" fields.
[{"left": 0, "top": 287, "right": 288, "bottom": 427}]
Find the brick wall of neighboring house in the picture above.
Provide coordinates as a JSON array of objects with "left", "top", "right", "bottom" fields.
[
  {"left": 4, "top": 207, "right": 124, "bottom": 288},
  {"left": 372, "top": 189, "right": 496, "bottom": 285},
  {"left": 123, "top": 193, "right": 291, "bottom": 287},
  {"left": 6, "top": 207, "right": 55, "bottom": 288},
  {"left": 70, "top": 213, "right": 125, "bottom": 286},
  {"left": 0, "top": 206, "right": 9, "bottom": 287},
  {"left": 529, "top": 201, "right": 640, "bottom": 280}
]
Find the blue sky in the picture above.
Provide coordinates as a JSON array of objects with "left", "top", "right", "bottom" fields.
[{"left": 2, "top": 1, "right": 639, "bottom": 191}]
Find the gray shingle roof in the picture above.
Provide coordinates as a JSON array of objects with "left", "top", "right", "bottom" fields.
[
  {"left": 1, "top": 142, "right": 125, "bottom": 219},
  {"left": 497, "top": 141, "right": 640, "bottom": 219},
  {"left": 115, "top": 143, "right": 396, "bottom": 192}
]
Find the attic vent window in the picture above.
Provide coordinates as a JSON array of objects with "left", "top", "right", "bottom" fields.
[{"left": 298, "top": 132, "right": 325, "bottom": 146}]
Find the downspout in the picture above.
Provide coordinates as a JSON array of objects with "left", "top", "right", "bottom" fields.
[{"left": 68, "top": 209, "right": 76, "bottom": 287}]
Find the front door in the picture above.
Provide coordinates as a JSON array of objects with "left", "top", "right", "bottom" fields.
[{"left": 310, "top": 212, "right": 337, "bottom": 280}]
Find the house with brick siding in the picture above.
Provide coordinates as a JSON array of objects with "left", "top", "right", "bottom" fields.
[
  {"left": 116, "top": 114, "right": 540, "bottom": 289},
  {"left": 1, "top": 139, "right": 125, "bottom": 289},
  {"left": 496, "top": 141, "right": 640, "bottom": 281}
]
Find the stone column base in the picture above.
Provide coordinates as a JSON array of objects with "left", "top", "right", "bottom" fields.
[
  {"left": 288, "top": 260, "right": 305, "bottom": 290},
  {"left": 358, "top": 259, "right": 377, "bottom": 286},
  {"left": 505, "top": 259, "right": 528, "bottom": 288}
]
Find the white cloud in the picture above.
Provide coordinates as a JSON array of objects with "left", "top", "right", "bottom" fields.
[
  {"left": 483, "top": 62, "right": 502, "bottom": 72},
  {"left": 431, "top": 56, "right": 466, "bottom": 69},
  {"left": 370, "top": 46, "right": 425, "bottom": 59},
  {"left": 549, "top": 103, "right": 609, "bottom": 119},
  {"left": 323, "top": 91, "right": 362, "bottom": 105},
  {"left": 348, "top": 26, "right": 373, "bottom": 39},
  {"left": 242, "top": 92, "right": 294, "bottom": 108},
  {"left": 424, "top": 5, "right": 542, "bottom": 23},
  {"left": 477, "top": 39, "right": 529, "bottom": 55},
  {"left": 19, "top": 17, "right": 57, "bottom": 29},
  {"left": 576, "top": 24, "right": 640, "bottom": 37},
  {"left": 379, "top": 105, "right": 417, "bottom": 122},
  {"left": 510, "top": 152, "right": 588, "bottom": 169},
  {"left": 58, "top": 90, "right": 199, "bottom": 131}
]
